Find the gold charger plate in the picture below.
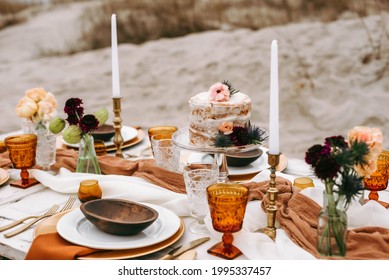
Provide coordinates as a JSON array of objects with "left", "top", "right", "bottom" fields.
[
  {"left": 33, "top": 209, "right": 185, "bottom": 260},
  {"left": 61, "top": 128, "right": 145, "bottom": 153},
  {"left": 105, "top": 128, "right": 145, "bottom": 152},
  {"left": 0, "top": 168, "right": 10, "bottom": 186}
]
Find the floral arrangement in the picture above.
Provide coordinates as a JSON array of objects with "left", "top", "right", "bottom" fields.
[
  {"left": 15, "top": 88, "right": 58, "bottom": 129},
  {"left": 49, "top": 98, "right": 108, "bottom": 144},
  {"left": 305, "top": 126, "right": 382, "bottom": 256},
  {"left": 208, "top": 80, "right": 239, "bottom": 102},
  {"left": 214, "top": 122, "right": 268, "bottom": 147},
  {"left": 305, "top": 126, "right": 383, "bottom": 205}
]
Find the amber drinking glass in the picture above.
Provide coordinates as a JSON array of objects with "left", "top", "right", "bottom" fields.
[
  {"left": 78, "top": 179, "right": 102, "bottom": 203},
  {"left": 363, "top": 150, "right": 389, "bottom": 204},
  {"left": 4, "top": 134, "right": 38, "bottom": 189},
  {"left": 206, "top": 183, "right": 249, "bottom": 260},
  {"left": 147, "top": 126, "right": 178, "bottom": 142}
]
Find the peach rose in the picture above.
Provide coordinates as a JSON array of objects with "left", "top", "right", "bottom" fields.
[
  {"left": 348, "top": 126, "right": 383, "bottom": 152},
  {"left": 218, "top": 122, "right": 234, "bottom": 135},
  {"left": 348, "top": 126, "right": 383, "bottom": 177},
  {"left": 37, "top": 100, "right": 58, "bottom": 121},
  {"left": 25, "top": 88, "right": 47, "bottom": 103},
  {"left": 15, "top": 96, "right": 38, "bottom": 118},
  {"left": 209, "top": 82, "right": 230, "bottom": 102}
]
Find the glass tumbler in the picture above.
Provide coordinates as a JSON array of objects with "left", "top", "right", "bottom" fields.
[
  {"left": 78, "top": 179, "right": 102, "bottom": 203},
  {"left": 151, "top": 134, "right": 180, "bottom": 172}
]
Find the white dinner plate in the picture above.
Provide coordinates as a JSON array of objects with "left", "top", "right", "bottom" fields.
[
  {"left": 188, "top": 147, "right": 270, "bottom": 176},
  {"left": 57, "top": 203, "right": 181, "bottom": 250},
  {"left": 63, "top": 126, "right": 138, "bottom": 149}
]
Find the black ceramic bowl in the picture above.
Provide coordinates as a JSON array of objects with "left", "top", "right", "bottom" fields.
[
  {"left": 226, "top": 148, "right": 263, "bottom": 167},
  {"left": 91, "top": 124, "right": 115, "bottom": 141},
  {"left": 80, "top": 199, "right": 159, "bottom": 236}
]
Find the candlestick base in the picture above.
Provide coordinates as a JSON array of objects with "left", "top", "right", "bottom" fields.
[
  {"left": 257, "top": 152, "right": 281, "bottom": 241},
  {"left": 112, "top": 97, "right": 124, "bottom": 158}
]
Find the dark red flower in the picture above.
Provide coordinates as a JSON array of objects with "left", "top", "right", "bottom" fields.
[
  {"left": 229, "top": 126, "right": 250, "bottom": 146},
  {"left": 79, "top": 114, "right": 99, "bottom": 134},
  {"left": 314, "top": 157, "right": 341, "bottom": 180},
  {"left": 305, "top": 144, "right": 325, "bottom": 166},
  {"left": 64, "top": 98, "right": 84, "bottom": 117},
  {"left": 325, "top": 136, "right": 347, "bottom": 149}
]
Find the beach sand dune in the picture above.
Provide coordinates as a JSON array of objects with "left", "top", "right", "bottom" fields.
[{"left": 0, "top": 2, "right": 388, "bottom": 160}]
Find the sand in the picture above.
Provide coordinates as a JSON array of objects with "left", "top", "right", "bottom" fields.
[{"left": 0, "top": 2, "right": 388, "bottom": 160}]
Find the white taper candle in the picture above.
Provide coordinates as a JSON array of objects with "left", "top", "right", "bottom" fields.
[
  {"left": 111, "top": 14, "right": 121, "bottom": 97},
  {"left": 269, "top": 40, "right": 279, "bottom": 154}
]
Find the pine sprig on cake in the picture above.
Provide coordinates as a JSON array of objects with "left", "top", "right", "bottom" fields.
[{"left": 222, "top": 80, "right": 239, "bottom": 95}]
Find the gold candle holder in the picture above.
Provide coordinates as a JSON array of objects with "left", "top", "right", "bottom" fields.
[
  {"left": 258, "top": 152, "right": 280, "bottom": 240},
  {"left": 112, "top": 97, "right": 124, "bottom": 158}
]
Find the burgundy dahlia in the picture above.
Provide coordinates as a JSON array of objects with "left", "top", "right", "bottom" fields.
[{"left": 79, "top": 114, "right": 99, "bottom": 134}]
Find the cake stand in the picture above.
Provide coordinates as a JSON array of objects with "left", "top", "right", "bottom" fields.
[{"left": 172, "top": 127, "right": 262, "bottom": 182}]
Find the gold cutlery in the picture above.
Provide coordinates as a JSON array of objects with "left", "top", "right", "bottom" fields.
[
  {"left": 3, "top": 196, "right": 76, "bottom": 238},
  {"left": 0, "top": 204, "right": 59, "bottom": 233},
  {"left": 159, "top": 237, "right": 210, "bottom": 260},
  {"left": 175, "top": 249, "right": 197, "bottom": 260}
]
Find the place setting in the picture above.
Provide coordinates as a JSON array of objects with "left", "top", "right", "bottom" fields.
[{"left": 29, "top": 197, "right": 186, "bottom": 260}]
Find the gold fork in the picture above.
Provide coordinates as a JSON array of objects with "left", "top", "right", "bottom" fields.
[
  {"left": 4, "top": 196, "right": 76, "bottom": 238},
  {"left": 0, "top": 204, "right": 59, "bottom": 233}
]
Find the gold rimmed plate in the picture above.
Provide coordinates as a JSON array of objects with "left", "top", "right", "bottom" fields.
[
  {"left": 62, "top": 128, "right": 145, "bottom": 152},
  {"left": 34, "top": 209, "right": 185, "bottom": 260},
  {"left": 0, "top": 168, "right": 10, "bottom": 186}
]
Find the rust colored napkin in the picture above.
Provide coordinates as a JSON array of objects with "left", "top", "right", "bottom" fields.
[
  {"left": 271, "top": 182, "right": 389, "bottom": 259},
  {"left": 25, "top": 233, "right": 101, "bottom": 260},
  {"left": 1, "top": 149, "right": 186, "bottom": 194}
]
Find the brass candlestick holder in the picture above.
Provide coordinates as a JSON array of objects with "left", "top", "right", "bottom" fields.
[
  {"left": 112, "top": 97, "right": 124, "bottom": 158},
  {"left": 258, "top": 152, "right": 280, "bottom": 240}
]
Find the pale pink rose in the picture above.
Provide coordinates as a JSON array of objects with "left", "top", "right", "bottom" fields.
[
  {"left": 43, "top": 91, "right": 58, "bottom": 108},
  {"left": 218, "top": 122, "right": 234, "bottom": 135},
  {"left": 15, "top": 96, "right": 38, "bottom": 118},
  {"left": 37, "top": 100, "right": 58, "bottom": 121},
  {"left": 348, "top": 126, "right": 383, "bottom": 177},
  {"left": 209, "top": 82, "right": 230, "bottom": 102},
  {"left": 354, "top": 158, "right": 377, "bottom": 178},
  {"left": 348, "top": 126, "right": 383, "bottom": 150},
  {"left": 25, "top": 88, "right": 47, "bottom": 103}
]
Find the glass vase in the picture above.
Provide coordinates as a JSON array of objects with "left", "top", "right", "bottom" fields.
[
  {"left": 21, "top": 119, "right": 56, "bottom": 170},
  {"left": 317, "top": 191, "right": 347, "bottom": 257},
  {"left": 76, "top": 134, "right": 101, "bottom": 174}
]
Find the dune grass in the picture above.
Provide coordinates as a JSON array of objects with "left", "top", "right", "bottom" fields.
[
  {"left": 3, "top": 0, "right": 388, "bottom": 55},
  {"left": 74, "top": 0, "right": 388, "bottom": 52}
]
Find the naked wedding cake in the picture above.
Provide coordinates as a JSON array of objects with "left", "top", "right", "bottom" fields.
[{"left": 188, "top": 81, "right": 253, "bottom": 147}]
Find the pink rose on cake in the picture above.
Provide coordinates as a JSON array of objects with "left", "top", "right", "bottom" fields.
[{"left": 208, "top": 80, "right": 239, "bottom": 102}]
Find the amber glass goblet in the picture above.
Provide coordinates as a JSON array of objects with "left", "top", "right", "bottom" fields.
[
  {"left": 363, "top": 150, "right": 389, "bottom": 205},
  {"left": 206, "top": 183, "right": 249, "bottom": 260},
  {"left": 4, "top": 134, "right": 38, "bottom": 189}
]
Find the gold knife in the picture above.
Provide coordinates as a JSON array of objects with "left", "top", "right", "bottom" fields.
[{"left": 159, "top": 237, "right": 210, "bottom": 260}]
